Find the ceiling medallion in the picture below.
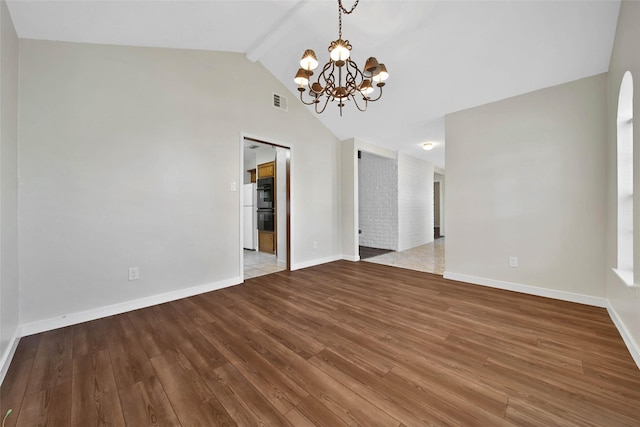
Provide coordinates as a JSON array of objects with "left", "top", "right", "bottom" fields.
[{"left": 293, "top": 0, "right": 389, "bottom": 116}]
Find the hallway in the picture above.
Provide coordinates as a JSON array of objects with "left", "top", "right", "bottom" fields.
[
  {"left": 363, "top": 238, "right": 445, "bottom": 275},
  {"left": 243, "top": 249, "right": 285, "bottom": 279}
]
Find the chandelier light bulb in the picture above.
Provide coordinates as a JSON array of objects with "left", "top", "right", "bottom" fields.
[
  {"left": 359, "top": 80, "right": 374, "bottom": 96},
  {"left": 329, "top": 39, "right": 351, "bottom": 62},
  {"left": 300, "top": 49, "right": 318, "bottom": 71},
  {"left": 372, "top": 64, "right": 389, "bottom": 83},
  {"left": 294, "top": 68, "right": 309, "bottom": 86}
]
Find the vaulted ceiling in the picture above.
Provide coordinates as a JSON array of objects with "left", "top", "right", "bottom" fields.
[{"left": 6, "top": 0, "right": 621, "bottom": 169}]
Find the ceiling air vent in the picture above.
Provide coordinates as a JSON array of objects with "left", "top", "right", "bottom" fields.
[{"left": 273, "top": 93, "right": 288, "bottom": 112}]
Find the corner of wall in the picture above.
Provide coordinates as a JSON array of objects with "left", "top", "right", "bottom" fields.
[
  {"left": 0, "top": 326, "right": 20, "bottom": 387},
  {"left": 606, "top": 299, "right": 640, "bottom": 368}
]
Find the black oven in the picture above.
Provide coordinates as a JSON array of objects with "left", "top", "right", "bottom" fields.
[
  {"left": 257, "top": 177, "right": 275, "bottom": 232},
  {"left": 257, "top": 209, "right": 274, "bottom": 232},
  {"left": 257, "top": 177, "right": 274, "bottom": 210}
]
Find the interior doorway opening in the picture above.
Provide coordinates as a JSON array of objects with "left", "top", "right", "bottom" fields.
[
  {"left": 357, "top": 150, "right": 398, "bottom": 258},
  {"left": 241, "top": 137, "right": 290, "bottom": 279}
]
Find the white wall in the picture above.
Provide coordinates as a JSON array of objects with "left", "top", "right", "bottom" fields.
[
  {"left": 243, "top": 150, "right": 255, "bottom": 184},
  {"left": 398, "top": 153, "right": 434, "bottom": 251},
  {"left": 340, "top": 138, "right": 359, "bottom": 261},
  {"left": 18, "top": 39, "right": 341, "bottom": 328},
  {"left": 358, "top": 151, "right": 398, "bottom": 250},
  {"left": 0, "top": 0, "right": 19, "bottom": 382},
  {"left": 255, "top": 146, "right": 276, "bottom": 167},
  {"left": 606, "top": 0, "right": 640, "bottom": 366},
  {"left": 445, "top": 74, "right": 607, "bottom": 301}
]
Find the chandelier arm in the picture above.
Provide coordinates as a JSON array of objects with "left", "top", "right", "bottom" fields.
[
  {"left": 346, "top": 59, "right": 365, "bottom": 93},
  {"left": 298, "top": 89, "right": 318, "bottom": 106},
  {"left": 367, "top": 85, "right": 384, "bottom": 102},
  {"left": 315, "top": 94, "right": 332, "bottom": 114},
  {"left": 351, "top": 94, "right": 368, "bottom": 112},
  {"left": 344, "top": 66, "right": 361, "bottom": 95},
  {"left": 320, "top": 62, "right": 336, "bottom": 86},
  {"left": 300, "top": 96, "right": 317, "bottom": 106}
]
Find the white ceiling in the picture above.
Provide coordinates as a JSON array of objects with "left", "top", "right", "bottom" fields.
[{"left": 6, "top": 0, "right": 621, "bottom": 169}]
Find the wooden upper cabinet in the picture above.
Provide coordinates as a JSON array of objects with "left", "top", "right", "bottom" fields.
[
  {"left": 257, "top": 161, "right": 275, "bottom": 178},
  {"left": 248, "top": 169, "right": 256, "bottom": 183}
]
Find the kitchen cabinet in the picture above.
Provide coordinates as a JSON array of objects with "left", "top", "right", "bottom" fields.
[
  {"left": 258, "top": 162, "right": 275, "bottom": 178},
  {"left": 258, "top": 231, "right": 275, "bottom": 254},
  {"left": 248, "top": 169, "right": 256, "bottom": 183}
]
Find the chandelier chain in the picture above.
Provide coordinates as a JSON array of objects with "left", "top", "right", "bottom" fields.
[{"left": 337, "top": 0, "right": 360, "bottom": 39}]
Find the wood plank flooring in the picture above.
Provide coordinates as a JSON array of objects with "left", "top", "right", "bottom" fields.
[{"left": 1, "top": 260, "right": 639, "bottom": 426}]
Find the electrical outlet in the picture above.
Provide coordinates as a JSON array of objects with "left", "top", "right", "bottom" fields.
[
  {"left": 313, "top": 241, "right": 318, "bottom": 249},
  {"left": 128, "top": 267, "right": 140, "bottom": 281},
  {"left": 230, "top": 182, "right": 237, "bottom": 192},
  {"left": 509, "top": 256, "right": 518, "bottom": 268}
]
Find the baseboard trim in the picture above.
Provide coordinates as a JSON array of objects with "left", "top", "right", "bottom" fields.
[
  {"left": 291, "top": 255, "right": 342, "bottom": 271},
  {"left": 0, "top": 326, "right": 21, "bottom": 386},
  {"left": 341, "top": 254, "right": 360, "bottom": 262},
  {"left": 20, "top": 276, "right": 242, "bottom": 337},
  {"left": 443, "top": 271, "right": 607, "bottom": 308},
  {"left": 606, "top": 301, "right": 640, "bottom": 369}
]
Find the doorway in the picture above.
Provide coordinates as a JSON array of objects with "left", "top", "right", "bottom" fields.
[
  {"left": 241, "top": 137, "right": 291, "bottom": 279},
  {"left": 361, "top": 167, "right": 445, "bottom": 275}
]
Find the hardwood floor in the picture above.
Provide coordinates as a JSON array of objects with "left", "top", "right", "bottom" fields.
[{"left": 2, "top": 260, "right": 639, "bottom": 426}]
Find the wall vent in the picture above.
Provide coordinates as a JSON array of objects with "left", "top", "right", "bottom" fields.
[{"left": 273, "top": 93, "right": 288, "bottom": 111}]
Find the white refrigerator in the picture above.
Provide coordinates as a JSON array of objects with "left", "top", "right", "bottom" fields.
[{"left": 243, "top": 183, "right": 257, "bottom": 250}]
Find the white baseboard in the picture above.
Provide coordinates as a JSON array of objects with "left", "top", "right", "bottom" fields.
[
  {"left": 291, "top": 255, "right": 342, "bottom": 271},
  {"left": 20, "top": 276, "right": 242, "bottom": 337},
  {"left": 606, "top": 301, "right": 640, "bottom": 369},
  {"left": 443, "top": 271, "right": 607, "bottom": 307},
  {"left": 0, "top": 326, "right": 21, "bottom": 386},
  {"left": 341, "top": 254, "right": 360, "bottom": 262}
]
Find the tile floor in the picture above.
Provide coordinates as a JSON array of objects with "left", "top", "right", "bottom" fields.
[
  {"left": 363, "top": 238, "right": 445, "bottom": 275},
  {"left": 243, "top": 249, "right": 286, "bottom": 279}
]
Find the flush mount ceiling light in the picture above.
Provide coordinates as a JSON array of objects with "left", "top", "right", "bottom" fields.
[
  {"left": 422, "top": 142, "right": 434, "bottom": 151},
  {"left": 293, "top": 0, "right": 389, "bottom": 116}
]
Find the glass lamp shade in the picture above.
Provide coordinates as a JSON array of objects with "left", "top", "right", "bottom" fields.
[
  {"left": 294, "top": 68, "right": 309, "bottom": 86},
  {"left": 300, "top": 50, "right": 318, "bottom": 71},
  {"left": 329, "top": 39, "right": 351, "bottom": 62},
  {"left": 372, "top": 63, "right": 389, "bottom": 82},
  {"left": 359, "top": 79, "right": 374, "bottom": 96},
  {"left": 311, "top": 82, "right": 324, "bottom": 94},
  {"left": 364, "top": 57, "right": 380, "bottom": 75}
]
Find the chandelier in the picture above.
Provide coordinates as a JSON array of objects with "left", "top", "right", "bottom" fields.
[{"left": 293, "top": 0, "right": 389, "bottom": 116}]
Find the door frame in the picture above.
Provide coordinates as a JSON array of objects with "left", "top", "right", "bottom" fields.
[{"left": 239, "top": 133, "right": 292, "bottom": 278}]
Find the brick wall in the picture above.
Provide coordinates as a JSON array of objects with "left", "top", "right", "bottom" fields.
[
  {"left": 398, "top": 153, "right": 434, "bottom": 251},
  {"left": 358, "top": 151, "right": 398, "bottom": 250}
]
